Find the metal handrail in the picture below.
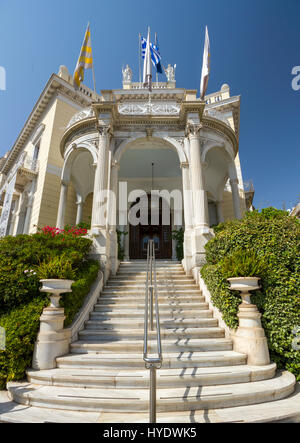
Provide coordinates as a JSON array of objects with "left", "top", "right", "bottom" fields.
[{"left": 143, "top": 239, "right": 163, "bottom": 423}]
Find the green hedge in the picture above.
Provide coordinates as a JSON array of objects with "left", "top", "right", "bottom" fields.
[
  {"left": 0, "top": 232, "right": 99, "bottom": 389},
  {"left": 201, "top": 208, "right": 300, "bottom": 380}
]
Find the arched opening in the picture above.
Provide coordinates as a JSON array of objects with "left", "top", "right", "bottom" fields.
[
  {"left": 60, "top": 148, "right": 95, "bottom": 227},
  {"left": 117, "top": 138, "right": 183, "bottom": 260}
]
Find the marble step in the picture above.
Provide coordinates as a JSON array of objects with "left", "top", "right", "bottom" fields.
[
  {"left": 118, "top": 266, "right": 184, "bottom": 272},
  {"left": 95, "top": 301, "right": 206, "bottom": 309},
  {"left": 90, "top": 305, "right": 209, "bottom": 316},
  {"left": 79, "top": 327, "right": 225, "bottom": 340},
  {"left": 79, "top": 317, "right": 215, "bottom": 332},
  {"left": 116, "top": 271, "right": 187, "bottom": 276},
  {"left": 99, "top": 292, "right": 203, "bottom": 299},
  {"left": 3, "top": 384, "right": 300, "bottom": 423},
  {"left": 84, "top": 317, "right": 218, "bottom": 330},
  {"left": 7, "top": 371, "right": 295, "bottom": 413},
  {"left": 103, "top": 283, "right": 201, "bottom": 294},
  {"left": 109, "top": 275, "right": 192, "bottom": 281},
  {"left": 56, "top": 350, "right": 247, "bottom": 369},
  {"left": 70, "top": 338, "right": 233, "bottom": 353},
  {"left": 105, "top": 278, "right": 199, "bottom": 291},
  {"left": 26, "top": 364, "right": 277, "bottom": 389}
]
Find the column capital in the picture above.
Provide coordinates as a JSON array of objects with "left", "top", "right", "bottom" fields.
[
  {"left": 185, "top": 122, "right": 203, "bottom": 139},
  {"left": 180, "top": 161, "right": 189, "bottom": 169},
  {"left": 230, "top": 178, "right": 239, "bottom": 185},
  {"left": 98, "top": 124, "right": 112, "bottom": 137}
]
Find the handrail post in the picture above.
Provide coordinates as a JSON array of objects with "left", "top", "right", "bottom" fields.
[{"left": 149, "top": 364, "right": 157, "bottom": 423}]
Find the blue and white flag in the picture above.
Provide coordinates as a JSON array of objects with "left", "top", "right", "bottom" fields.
[
  {"left": 141, "top": 36, "right": 162, "bottom": 73},
  {"left": 153, "top": 37, "right": 163, "bottom": 74}
]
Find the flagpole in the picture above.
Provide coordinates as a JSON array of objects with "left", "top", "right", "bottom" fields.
[
  {"left": 138, "top": 33, "right": 141, "bottom": 85},
  {"left": 155, "top": 33, "right": 158, "bottom": 85}
]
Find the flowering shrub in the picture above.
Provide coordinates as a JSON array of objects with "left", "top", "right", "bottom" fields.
[
  {"left": 38, "top": 225, "right": 88, "bottom": 238},
  {"left": 0, "top": 232, "right": 99, "bottom": 389}
]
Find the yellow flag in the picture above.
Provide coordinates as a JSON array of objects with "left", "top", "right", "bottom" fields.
[{"left": 73, "top": 25, "right": 93, "bottom": 88}]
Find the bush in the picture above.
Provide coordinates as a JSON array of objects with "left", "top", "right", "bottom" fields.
[
  {"left": 201, "top": 208, "right": 300, "bottom": 380},
  {"left": 220, "top": 249, "right": 268, "bottom": 278},
  {"left": 0, "top": 230, "right": 99, "bottom": 389},
  {"left": 37, "top": 256, "right": 76, "bottom": 280}
]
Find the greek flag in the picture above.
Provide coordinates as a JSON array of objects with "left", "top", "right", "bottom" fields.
[{"left": 141, "top": 36, "right": 162, "bottom": 73}]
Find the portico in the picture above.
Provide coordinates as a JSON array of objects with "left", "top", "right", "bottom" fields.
[{"left": 56, "top": 80, "right": 246, "bottom": 278}]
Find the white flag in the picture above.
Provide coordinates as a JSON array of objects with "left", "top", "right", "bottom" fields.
[
  {"left": 143, "top": 27, "right": 152, "bottom": 91},
  {"left": 200, "top": 26, "right": 210, "bottom": 100}
]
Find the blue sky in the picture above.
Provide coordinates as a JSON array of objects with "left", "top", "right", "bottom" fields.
[{"left": 0, "top": 0, "right": 299, "bottom": 210}]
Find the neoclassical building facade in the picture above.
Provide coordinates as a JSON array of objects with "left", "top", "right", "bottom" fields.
[{"left": 0, "top": 65, "right": 252, "bottom": 277}]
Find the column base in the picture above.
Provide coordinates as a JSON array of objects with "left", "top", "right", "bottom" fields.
[{"left": 191, "top": 226, "right": 213, "bottom": 272}]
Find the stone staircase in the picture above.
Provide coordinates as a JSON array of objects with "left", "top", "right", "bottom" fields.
[{"left": 5, "top": 260, "right": 297, "bottom": 422}]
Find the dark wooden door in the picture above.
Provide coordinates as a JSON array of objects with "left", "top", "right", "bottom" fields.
[{"left": 129, "top": 197, "right": 172, "bottom": 259}]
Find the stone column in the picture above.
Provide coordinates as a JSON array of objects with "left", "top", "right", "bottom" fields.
[
  {"left": 181, "top": 161, "right": 193, "bottom": 230},
  {"left": 216, "top": 201, "right": 224, "bottom": 224},
  {"left": 91, "top": 126, "right": 110, "bottom": 231},
  {"left": 188, "top": 127, "right": 211, "bottom": 276},
  {"left": 108, "top": 161, "right": 119, "bottom": 275},
  {"left": 181, "top": 160, "right": 193, "bottom": 273},
  {"left": 230, "top": 178, "right": 242, "bottom": 220},
  {"left": 90, "top": 126, "right": 111, "bottom": 279},
  {"left": 8, "top": 198, "right": 18, "bottom": 236},
  {"left": 23, "top": 182, "right": 36, "bottom": 234},
  {"left": 14, "top": 192, "right": 28, "bottom": 235},
  {"left": 75, "top": 199, "right": 83, "bottom": 225},
  {"left": 188, "top": 130, "right": 209, "bottom": 230},
  {"left": 56, "top": 180, "right": 68, "bottom": 230}
]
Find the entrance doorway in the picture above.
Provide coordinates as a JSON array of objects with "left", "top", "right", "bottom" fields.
[{"left": 129, "top": 196, "right": 172, "bottom": 259}]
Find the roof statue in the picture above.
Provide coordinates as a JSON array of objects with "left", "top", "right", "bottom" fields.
[
  {"left": 164, "top": 64, "right": 176, "bottom": 82},
  {"left": 122, "top": 64, "right": 132, "bottom": 83}
]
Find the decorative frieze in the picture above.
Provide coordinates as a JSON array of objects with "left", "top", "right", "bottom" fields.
[
  {"left": 118, "top": 102, "right": 180, "bottom": 116},
  {"left": 66, "top": 107, "right": 95, "bottom": 129}
]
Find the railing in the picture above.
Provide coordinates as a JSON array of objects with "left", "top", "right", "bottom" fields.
[{"left": 143, "top": 239, "right": 163, "bottom": 423}]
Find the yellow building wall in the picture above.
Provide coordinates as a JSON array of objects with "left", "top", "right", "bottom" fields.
[
  {"left": 82, "top": 193, "right": 93, "bottom": 224},
  {"left": 32, "top": 97, "right": 82, "bottom": 230}
]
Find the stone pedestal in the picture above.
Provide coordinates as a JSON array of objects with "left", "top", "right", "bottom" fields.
[
  {"left": 32, "top": 307, "right": 71, "bottom": 370},
  {"left": 231, "top": 303, "right": 270, "bottom": 366},
  {"left": 227, "top": 277, "right": 270, "bottom": 366}
]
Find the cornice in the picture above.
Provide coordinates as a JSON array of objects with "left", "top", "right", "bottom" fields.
[{"left": 2, "top": 74, "right": 101, "bottom": 176}]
